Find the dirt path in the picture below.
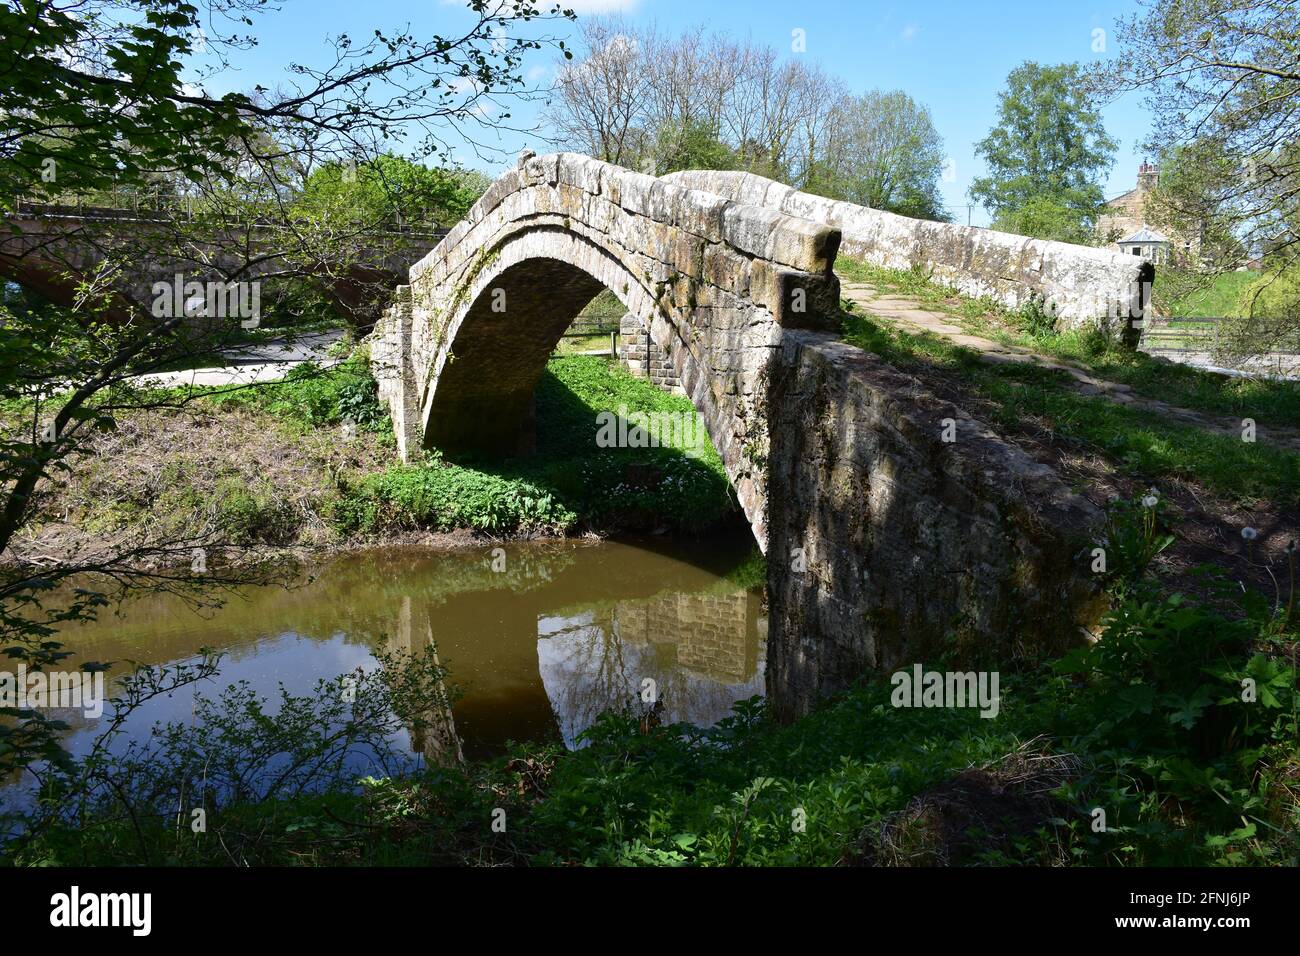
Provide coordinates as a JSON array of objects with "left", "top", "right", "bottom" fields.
[{"left": 839, "top": 279, "right": 1300, "bottom": 453}]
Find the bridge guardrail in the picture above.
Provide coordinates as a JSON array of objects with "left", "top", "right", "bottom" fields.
[{"left": 1140, "top": 316, "right": 1300, "bottom": 356}]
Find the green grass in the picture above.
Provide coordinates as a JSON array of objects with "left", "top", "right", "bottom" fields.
[
  {"left": 553, "top": 332, "right": 612, "bottom": 355},
  {"left": 329, "top": 356, "right": 736, "bottom": 537},
  {"left": 200, "top": 352, "right": 389, "bottom": 435},
  {"left": 839, "top": 305, "right": 1300, "bottom": 505},
  {"left": 1156, "top": 269, "right": 1262, "bottom": 319},
  {"left": 837, "top": 256, "right": 1010, "bottom": 322},
  {"left": 990, "top": 326, "right": 1300, "bottom": 423},
  {"left": 836, "top": 258, "right": 1300, "bottom": 429}
]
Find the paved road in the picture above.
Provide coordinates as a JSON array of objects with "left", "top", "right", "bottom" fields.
[
  {"left": 132, "top": 329, "right": 346, "bottom": 388},
  {"left": 1140, "top": 347, "right": 1300, "bottom": 381}
]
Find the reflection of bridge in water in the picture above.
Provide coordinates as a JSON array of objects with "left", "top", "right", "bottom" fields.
[
  {"left": 539, "top": 590, "right": 765, "bottom": 749},
  {"left": 388, "top": 581, "right": 765, "bottom": 759},
  {"left": 26, "top": 541, "right": 766, "bottom": 775}
]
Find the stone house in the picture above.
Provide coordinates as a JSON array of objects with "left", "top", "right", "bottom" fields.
[{"left": 1096, "top": 161, "right": 1199, "bottom": 265}]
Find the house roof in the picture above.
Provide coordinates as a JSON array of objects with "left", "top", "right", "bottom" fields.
[{"left": 1120, "top": 226, "right": 1169, "bottom": 244}]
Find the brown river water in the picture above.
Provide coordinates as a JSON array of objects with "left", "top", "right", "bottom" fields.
[{"left": 3, "top": 533, "right": 765, "bottom": 806}]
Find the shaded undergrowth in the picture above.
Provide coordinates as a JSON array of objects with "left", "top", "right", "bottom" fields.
[{"left": 329, "top": 355, "right": 735, "bottom": 537}]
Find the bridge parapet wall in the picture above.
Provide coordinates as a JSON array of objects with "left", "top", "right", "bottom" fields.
[
  {"left": 664, "top": 170, "right": 1152, "bottom": 333},
  {"left": 765, "top": 330, "right": 1106, "bottom": 719}
]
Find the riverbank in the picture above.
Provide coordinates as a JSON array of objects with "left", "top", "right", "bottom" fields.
[
  {"left": 8, "top": 543, "right": 1296, "bottom": 866},
  {"left": 5, "top": 353, "right": 740, "bottom": 569},
  {"left": 3, "top": 327, "right": 1297, "bottom": 869}
]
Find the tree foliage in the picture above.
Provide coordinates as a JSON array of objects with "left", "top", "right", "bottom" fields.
[
  {"left": 1, "top": 0, "right": 574, "bottom": 207},
  {"left": 970, "top": 61, "right": 1116, "bottom": 243},
  {"left": 296, "top": 155, "right": 489, "bottom": 229},
  {"left": 1098, "top": 0, "right": 1300, "bottom": 355},
  {"left": 807, "top": 91, "right": 948, "bottom": 221}
]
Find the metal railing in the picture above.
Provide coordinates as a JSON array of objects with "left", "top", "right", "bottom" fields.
[{"left": 1141, "top": 316, "right": 1300, "bottom": 356}]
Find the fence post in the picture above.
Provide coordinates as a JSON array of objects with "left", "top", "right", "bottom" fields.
[{"left": 610, "top": 331, "right": 617, "bottom": 359}]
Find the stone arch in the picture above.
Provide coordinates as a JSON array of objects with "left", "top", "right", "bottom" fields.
[
  {"left": 371, "top": 153, "right": 842, "bottom": 550},
  {"left": 370, "top": 153, "right": 1109, "bottom": 722}
]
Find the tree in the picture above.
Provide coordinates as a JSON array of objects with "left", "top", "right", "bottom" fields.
[
  {"left": 542, "top": 18, "right": 650, "bottom": 167},
  {"left": 809, "top": 91, "right": 948, "bottom": 221},
  {"left": 0, "top": 0, "right": 573, "bottom": 776},
  {"left": 1, "top": 0, "right": 574, "bottom": 207},
  {"left": 296, "top": 155, "right": 489, "bottom": 229},
  {"left": 652, "top": 119, "right": 738, "bottom": 175},
  {"left": 543, "top": 19, "right": 841, "bottom": 183},
  {"left": 970, "top": 62, "right": 1116, "bottom": 243},
  {"left": 1098, "top": 0, "right": 1300, "bottom": 355}
]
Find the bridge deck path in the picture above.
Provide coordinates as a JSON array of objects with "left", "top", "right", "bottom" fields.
[{"left": 838, "top": 278, "right": 1300, "bottom": 454}]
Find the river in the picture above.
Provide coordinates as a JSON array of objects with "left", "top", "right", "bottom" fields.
[{"left": 2, "top": 534, "right": 765, "bottom": 811}]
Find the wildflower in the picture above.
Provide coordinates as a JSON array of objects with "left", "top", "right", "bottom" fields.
[
  {"left": 1141, "top": 495, "right": 1158, "bottom": 508},
  {"left": 1241, "top": 527, "right": 1258, "bottom": 541}
]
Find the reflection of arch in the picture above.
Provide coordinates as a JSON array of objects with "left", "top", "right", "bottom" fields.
[
  {"left": 371, "top": 152, "right": 843, "bottom": 550},
  {"left": 391, "top": 596, "right": 464, "bottom": 769},
  {"left": 536, "top": 590, "right": 766, "bottom": 750}
]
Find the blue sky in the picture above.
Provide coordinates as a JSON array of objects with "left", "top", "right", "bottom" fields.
[{"left": 199, "top": 0, "right": 1156, "bottom": 226}]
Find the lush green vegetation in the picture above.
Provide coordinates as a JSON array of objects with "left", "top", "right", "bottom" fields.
[
  {"left": 294, "top": 154, "right": 489, "bottom": 230},
  {"left": 330, "top": 356, "right": 733, "bottom": 537},
  {"left": 8, "top": 495, "right": 1295, "bottom": 867},
  {"left": 1155, "top": 269, "right": 1262, "bottom": 319},
  {"left": 191, "top": 352, "right": 734, "bottom": 539},
  {"left": 969, "top": 62, "right": 1116, "bottom": 244},
  {"left": 6, "top": 353, "right": 737, "bottom": 553}
]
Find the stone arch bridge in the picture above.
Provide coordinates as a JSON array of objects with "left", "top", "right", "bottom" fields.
[
  {"left": 0, "top": 201, "right": 444, "bottom": 324},
  {"left": 370, "top": 152, "right": 1140, "bottom": 719}
]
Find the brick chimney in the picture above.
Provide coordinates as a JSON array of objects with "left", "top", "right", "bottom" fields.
[{"left": 1137, "top": 161, "right": 1158, "bottom": 193}]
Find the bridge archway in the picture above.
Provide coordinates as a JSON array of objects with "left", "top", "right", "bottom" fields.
[
  {"left": 371, "top": 153, "right": 842, "bottom": 550},
  {"left": 370, "top": 152, "right": 1111, "bottom": 721}
]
